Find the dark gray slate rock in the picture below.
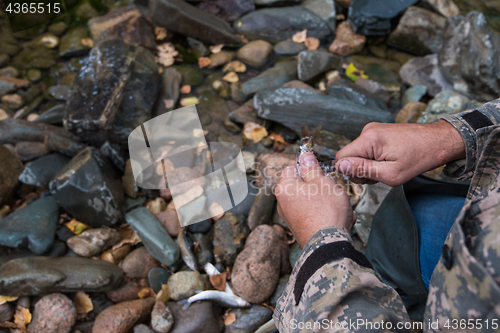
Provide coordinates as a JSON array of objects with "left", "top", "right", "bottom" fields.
[
  {"left": 0, "top": 80, "right": 16, "bottom": 98},
  {"left": 0, "top": 144, "right": 23, "bottom": 206},
  {"left": 248, "top": 189, "right": 275, "bottom": 230},
  {"left": 229, "top": 181, "right": 259, "bottom": 217},
  {"left": 255, "top": 87, "right": 393, "bottom": 139},
  {"left": 0, "top": 256, "right": 123, "bottom": 296},
  {"left": 49, "top": 147, "right": 124, "bottom": 228},
  {"left": 0, "top": 196, "right": 58, "bottom": 255},
  {"left": 125, "top": 207, "right": 180, "bottom": 266},
  {"left": 0, "top": 119, "right": 79, "bottom": 146},
  {"left": 225, "top": 305, "right": 273, "bottom": 333},
  {"left": 348, "top": 0, "right": 419, "bottom": 36},
  {"left": 14, "top": 141, "right": 49, "bottom": 162},
  {"left": 387, "top": 6, "right": 446, "bottom": 56},
  {"left": 399, "top": 54, "right": 454, "bottom": 97},
  {"left": 89, "top": 6, "right": 156, "bottom": 49},
  {"left": 34, "top": 104, "right": 65, "bottom": 124},
  {"left": 0, "top": 241, "right": 67, "bottom": 266},
  {"left": 167, "top": 301, "right": 224, "bottom": 333},
  {"left": 233, "top": 7, "right": 332, "bottom": 43},
  {"left": 297, "top": 49, "right": 340, "bottom": 81},
  {"left": 438, "top": 11, "right": 500, "bottom": 102},
  {"left": 327, "top": 78, "right": 388, "bottom": 111},
  {"left": 149, "top": 0, "right": 242, "bottom": 45},
  {"left": 254, "top": 0, "right": 300, "bottom": 5},
  {"left": 273, "top": 39, "right": 306, "bottom": 55},
  {"left": 64, "top": 39, "right": 160, "bottom": 146},
  {"left": 302, "top": 0, "right": 336, "bottom": 32},
  {"left": 192, "top": 233, "right": 214, "bottom": 267}
]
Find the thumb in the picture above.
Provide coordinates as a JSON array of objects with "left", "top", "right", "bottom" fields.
[
  {"left": 299, "top": 153, "right": 324, "bottom": 182},
  {"left": 336, "top": 157, "right": 387, "bottom": 183}
]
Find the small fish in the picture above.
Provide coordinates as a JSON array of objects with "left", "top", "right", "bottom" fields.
[
  {"left": 255, "top": 318, "right": 277, "bottom": 333},
  {"left": 204, "top": 263, "right": 234, "bottom": 295},
  {"left": 178, "top": 227, "right": 199, "bottom": 271},
  {"left": 296, "top": 124, "right": 337, "bottom": 176},
  {"left": 178, "top": 290, "right": 251, "bottom": 310}
]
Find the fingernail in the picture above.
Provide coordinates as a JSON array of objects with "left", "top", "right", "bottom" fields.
[
  {"left": 339, "top": 160, "right": 351, "bottom": 173},
  {"left": 303, "top": 154, "right": 318, "bottom": 167}
]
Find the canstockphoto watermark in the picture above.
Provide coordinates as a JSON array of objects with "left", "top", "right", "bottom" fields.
[{"left": 290, "top": 319, "right": 423, "bottom": 331}]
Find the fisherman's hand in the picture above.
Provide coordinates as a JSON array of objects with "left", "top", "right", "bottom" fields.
[
  {"left": 275, "top": 152, "right": 354, "bottom": 248},
  {"left": 335, "top": 120, "right": 466, "bottom": 187}
]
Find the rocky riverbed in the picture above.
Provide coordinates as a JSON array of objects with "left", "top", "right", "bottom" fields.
[{"left": 0, "top": 0, "right": 498, "bottom": 332}]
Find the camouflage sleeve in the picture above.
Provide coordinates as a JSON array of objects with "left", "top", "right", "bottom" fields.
[
  {"left": 441, "top": 98, "right": 500, "bottom": 180},
  {"left": 273, "top": 227, "right": 410, "bottom": 333}
]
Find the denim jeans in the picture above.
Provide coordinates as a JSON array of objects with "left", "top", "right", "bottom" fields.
[{"left": 406, "top": 193, "right": 466, "bottom": 290}]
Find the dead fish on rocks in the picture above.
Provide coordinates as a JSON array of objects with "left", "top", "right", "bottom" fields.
[
  {"left": 179, "top": 290, "right": 251, "bottom": 310},
  {"left": 178, "top": 227, "right": 199, "bottom": 271}
]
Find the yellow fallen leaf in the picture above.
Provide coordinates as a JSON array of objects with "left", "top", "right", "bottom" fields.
[
  {"left": 74, "top": 292, "right": 93, "bottom": 318},
  {"left": 156, "top": 284, "right": 170, "bottom": 303},
  {"left": 305, "top": 37, "right": 319, "bottom": 50},
  {"left": 210, "top": 44, "right": 224, "bottom": 53},
  {"left": 223, "top": 60, "right": 246, "bottom": 73},
  {"left": 14, "top": 306, "right": 31, "bottom": 330},
  {"left": 0, "top": 295, "right": 18, "bottom": 306},
  {"left": 180, "top": 97, "right": 199, "bottom": 107},
  {"left": 224, "top": 312, "right": 236, "bottom": 326},
  {"left": 180, "top": 85, "right": 191, "bottom": 94},
  {"left": 345, "top": 63, "right": 368, "bottom": 82},
  {"left": 65, "top": 219, "right": 91, "bottom": 235},
  {"left": 80, "top": 38, "right": 93, "bottom": 48},
  {"left": 138, "top": 288, "right": 155, "bottom": 299},
  {"left": 198, "top": 57, "right": 211, "bottom": 68},
  {"left": 222, "top": 72, "right": 239, "bottom": 83},
  {"left": 243, "top": 122, "right": 268, "bottom": 143},
  {"left": 209, "top": 272, "right": 227, "bottom": 292},
  {"left": 155, "top": 27, "right": 167, "bottom": 40},
  {"left": 292, "top": 29, "right": 307, "bottom": 43}
]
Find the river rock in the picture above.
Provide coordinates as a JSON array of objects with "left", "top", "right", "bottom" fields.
[
  {"left": 120, "top": 246, "right": 161, "bottom": 279},
  {"left": 64, "top": 39, "right": 160, "bottom": 146},
  {"left": 27, "top": 293, "right": 75, "bottom": 333},
  {"left": 298, "top": 49, "right": 340, "bottom": 81},
  {"left": 49, "top": 147, "right": 124, "bottom": 228},
  {"left": 151, "top": 300, "right": 174, "bottom": 333},
  {"left": 255, "top": 87, "right": 393, "bottom": 139},
  {"left": 395, "top": 101, "right": 427, "bottom": 123},
  {"left": 89, "top": 6, "right": 155, "bottom": 49},
  {"left": 0, "top": 119, "right": 78, "bottom": 146},
  {"left": 93, "top": 298, "right": 155, "bottom": 333},
  {"left": 134, "top": 324, "right": 154, "bottom": 333},
  {"left": 149, "top": 0, "right": 242, "bottom": 45},
  {"left": 269, "top": 274, "right": 289, "bottom": 307},
  {"left": 387, "top": 6, "right": 446, "bottom": 55},
  {"left": 419, "top": 0, "right": 460, "bottom": 17},
  {"left": 402, "top": 85, "right": 427, "bottom": 105},
  {"left": 236, "top": 40, "right": 273, "bottom": 68},
  {"left": 302, "top": 0, "right": 336, "bottom": 31},
  {"left": 154, "top": 67, "right": 182, "bottom": 115},
  {"left": 228, "top": 99, "right": 263, "bottom": 125},
  {"left": 232, "top": 225, "right": 281, "bottom": 303},
  {"left": 59, "top": 27, "right": 91, "bottom": 57},
  {"left": 225, "top": 305, "right": 273, "bottom": 333},
  {"left": 155, "top": 209, "right": 182, "bottom": 237},
  {"left": 167, "top": 301, "right": 224, "bottom": 333},
  {"left": 167, "top": 271, "right": 209, "bottom": 300},
  {"left": 10, "top": 44, "right": 57, "bottom": 69},
  {"left": 248, "top": 188, "right": 275, "bottom": 230},
  {"left": 273, "top": 39, "right": 306, "bottom": 55},
  {"left": 106, "top": 279, "right": 148, "bottom": 303},
  {"left": 0, "top": 144, "right": 23, "bottom": 205},
  {"left": 14, "top": 141, "right": 49, "bottom": 162},
  {"left": 327, "top": 78, "right": 388, "bottom": 111},
  {"left": 417, "top": 90, "right": 482, "bottom": 124},
  {"left": 148, "top": 268, "right": 171, "bottom": 293},
  {"left": 0, "top": 303, "right": 13, "bottom": 322},
  {"left": 0, "top": 256, "right": 123, "bottom": 296},
  {"left": 67, "top": 228, "right": 121, "bottom": 257},
  {"left": 192, "top": 233, "right": 214, "bottom": 267},
  {"left": 213, "top": 212, "right": 249, "bottom": 267},
  {"left": 234, "top": 58, "right": 297, "bottom": 102},
  {"left": 328, "top": 20, "right": 366, "bottom": 56},
  {"left": 126, "top": 207, "right": 181, "bottom": 266},
  {"left": 34, "top": 104, "right": 65, "bottom": 124},
  {"left": 348, "top": 0, "right": 419, "bottom": 36},
  {"left": 234, "top": 7, "right": 332, "bottom": 43},
  {"left": 209, "top": 50, "right": 234, "bottom": 68},
  {"left": 20, "top": 154, "right": 70, "bottom": 188},
  {"left": 0, "top": 196, "right": 58, "bottom": 254},
  {"left": 438, "top": 11, "right": 500, "bottom": 102}
]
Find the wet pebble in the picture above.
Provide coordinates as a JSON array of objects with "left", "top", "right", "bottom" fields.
[
  {"left": 14, "top": 141, "right": 49, "bottom": 162},
  {"left": 27, "top": 293, "right": 76, "bottom": 333},
  {"left": 0, "top": 54, "right": 9, "bottom": 67},
  {"left": 167, "top": 301, "right": 223, "bottom": 333},
  {"left": 120, "top": 247, "right": 160, "bottom": 279},
  {"left": 0, "top": 144, "right": 23, "bottom": 205},
  {"left": 187, "top": 218, "right": 211, "bottom": 234},
  {"left": 328, "top": 20, "right": 366, "bottom": 56},
  {"left": 48, "top": 85, "right": 71, "bottom": 101},
  {"left": 1, "top": 93, "right": 23, "bottom": 109},
  {"left": 148, "top": 267, "right": 171, "bottom": 293},
  {"left": 0, "top": 303, "right": 14, "bottom": 322},
  {"left": 396, "top": 101, "right": 427, "bottom": 123},
  {"left": 209, "top": 51, "right": 234, "bottom": 68},
  {"left": 225, "top": 305, "right": 273, "bottom": 333},
  {"left": 67, "top": 228, "right": 121, "bottom": 257},
  {"left": 27, "top": 69, "right": 42, "bottom": 82},
  {"left": 134, "top": 324, "right": 155, "bottom": 333},
  {"left": 167, "top": 271, "right": 209, "bottom": 301},
  {"left": 213, "top": 212, "right": 249, "bottom": 267},
  {"left": 236, "top": 40, "right": 273, "bottom": 68},
  {"left": 192, "top": 233, "right": 214, "bottom": 267},
  {"left": 0, "top": 66, "right": 18, "bottom": 77},
  {"left": 151, "top": 300, "right": 174, "bottom": 333},
  {"left": 248, "top": 188, "right": 275, "bottom": 230},
  {"left": 155, "top": 209, "right": 182, "bottom": 237},
  {"left": 232, "top": 225, "right": 281, "bottom": 303},
  {"left": 92, "top": 297, "right": 155, "bottom": 333}
]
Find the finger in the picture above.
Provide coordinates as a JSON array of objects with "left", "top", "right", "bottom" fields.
[
  {"left": 299, "top": 153, "right": 324, "bottom": 183},
  {"left": 278, "top": 163, "right": 297, "bottom": 183},
  {"left": 336, "top": 136, "right": 373, "bottom": 161},
  {"left": 335, "top": 157, "right": 388, "bottom": 183}
]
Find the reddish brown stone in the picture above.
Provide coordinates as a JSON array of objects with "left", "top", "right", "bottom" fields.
[
  {"left": 328, "top": 21, "right": 366, "bottom": 56},
  {"left": 119, "top": 247, "right": 160, "bottom": 279},
  {"left": 254, "top": 153, "right": 295, "bottom": 188},
  {"left": 106, "top": 279, "right": 148, "bottom": 303},
  {"left": 92, "top": 297, "right": 155, "bottom": 333},
  {"left": 155, "top": 209, "right": 181, "bottom": 237},
  {"left": 27, "top": 293, "right": 76, "bottom": 333}
]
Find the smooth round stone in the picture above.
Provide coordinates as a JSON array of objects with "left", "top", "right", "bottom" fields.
[
  {"left": 67, "top": 228, "right": 121, "bottom": 257},
  {"left": 27, "top": 69, "right": 42, "bottom": 83},
  {"left": 92, "top": 298, "right": 155, "bottom": 333},
  {"left": 14, "top": 141, "right": 49, "bottom": 162},
  {"left": 27, "top": 293, "right": 76, "bottom": 333},
  {"left": 0, "top": 66, "right": 19, "bottom": 77},
  {"left": 274, "top": 39, "right": 306, "bottom": 55},
  {"left": 167, "top": 271, "right": 209, "bottom": 301},
  {"left": 48, "top": 85, "right": 71, "bottom": 101},
  {"left": 166, "top": 301, "right": 224, "bottom": 333},
  {"left": 225, "top": 305, "right": 273, "bottom": 333},
  {"left": 0, "top": 303, "right": 14, "bottom": 322},
  {"left": 236, "top": 40, "right": 273, "bottom": 68},
  {"left": 402, "top": 85, "right": 427, "bottom": 105},
  {"left": 120, "top": 247, "right": 160, "bottom": 279},
  {"left": 134, "top": 324, "right": 154, "bottom": 333},
  {"left": 148, "top": 267, "right": 171, "bottom": 293}
]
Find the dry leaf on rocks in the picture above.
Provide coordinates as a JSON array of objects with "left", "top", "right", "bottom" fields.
[
  {"left": 292, "top": 29, "right": 307, "bottom": 43},
  {"left": 157, "top": 43, "right": 179, "bottom": 67},
  {"left": 222, "top": 72, "right": 239, "bottom": 83},
  {"left": 14, "top": 306, "right": 31, "bottom": 330},
  {"left": 138, "top": 288, "right": 155, "bottom": 299},
  {"left": 74, "top": 292, "right": 93, "bottom": 320},
  {"left": 243, "top": 122, "right": 268, "bottom": 143},
  {"left": 180, "top": 85, "right": 191, "bottom": 94},
  {"left": 156, "top": 284, "right": 170, "bottom": 303},
  {"left": 0, "top": 296, "right": 17, "bottom": 306},
  {"left": 198, "top": 57, "right": 211, "bottom": 68},
  {"left": 305, "top": 37, "right": 319, "bottom": 50},
  {"left": 80, "top": 38, "right": 94, "bottom": 48},
  {"left": 113, "top": 226, "right": 141, "bottom": 250},
  {"left": 223, "top": 60, "right": 246, "bottom": 73},
  {"left": 209, "top": 272, "right": 227, "bottom": 291},
  {"left": 155, "top": 27, "right": 167, "bottom": 40},
  {"left": 210, "top": 44, "right": 224, "bottom": 53},
  {"left": 65, "top": 219, "right": 91, "bottom": 234},
  {"left": 224, "top": 312, "right": 236, "bottom": 326},
  {"left": 41, "top": 35, "right": 59, "bottom": 48}
]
